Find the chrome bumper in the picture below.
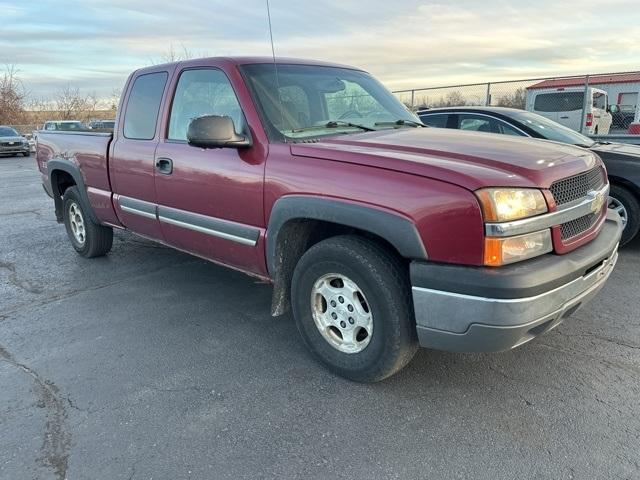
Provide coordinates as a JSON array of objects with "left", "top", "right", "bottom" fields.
[{"left": 412, "top": 244, "right": 619, "bottom": 353}]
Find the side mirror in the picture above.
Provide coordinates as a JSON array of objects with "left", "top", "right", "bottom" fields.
[{"left": 187, "top": 115, "right": 251, "bottom": 149}]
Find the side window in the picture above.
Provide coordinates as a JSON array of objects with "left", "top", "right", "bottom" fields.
[
  {"left": 419, "top": 114, "right": 448, "bottom": 128},
  {"left": 534, "top": 92, "right": 584, "bottom": 112},
  {"left": 459, "top": 114, "right": 493, "bottom": 132},
  {"left": 496, "top": 121, "right": 524, "bottom": 136},
  {"left": 593, "top": 92, "right": 606, "bottom": 110},
  {"left": 123, "top": 72, "right": 168, "bottom": 140},
  {"left": 168, "top": 69, "right": 244, "bottom": 141}
]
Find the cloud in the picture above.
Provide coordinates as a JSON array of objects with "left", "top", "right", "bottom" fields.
[{"left": 1, "top": 0, "right": 639, "bottom": 98}]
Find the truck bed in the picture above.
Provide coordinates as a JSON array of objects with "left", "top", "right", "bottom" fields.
[{"left": 36, "top": 130, "right": 113, "bottom": 195}]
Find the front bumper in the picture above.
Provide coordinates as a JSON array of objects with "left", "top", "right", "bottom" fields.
[
  {"left": 411, "top": 210, "right": 622, "bottom": 353},
  {"left": 0, "top": 144, "right": 30, "bottom": 155}
]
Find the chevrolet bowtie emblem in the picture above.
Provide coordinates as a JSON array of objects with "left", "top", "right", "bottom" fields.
[{"left": 590, "top": 191, "right": 605, "bottom": 214}]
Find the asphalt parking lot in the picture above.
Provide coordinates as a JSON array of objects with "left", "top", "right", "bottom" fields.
[{"left": 1, "top": 155, "right": 639, "bottom": 480}]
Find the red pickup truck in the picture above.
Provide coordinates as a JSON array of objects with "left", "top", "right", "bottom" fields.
[{"left": 36, "top": 57, "right": 622, "bottom": 381}]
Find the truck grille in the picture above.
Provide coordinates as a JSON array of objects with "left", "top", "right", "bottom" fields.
[
  {"left": 550, "top": 167, "right": 606, "bottom": 242},
  {"left": 550, "top": 167, "right": 604, "bottom": 206},
  {"left": 560, "top": 213, "right": 599, "bottom": 240}
]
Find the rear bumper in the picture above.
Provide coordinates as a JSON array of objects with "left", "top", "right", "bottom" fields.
[{"left": 411, "top": 210, "right": 622, "bottom": 352}]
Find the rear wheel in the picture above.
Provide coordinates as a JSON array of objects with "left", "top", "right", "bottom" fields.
[
  {"left": 63, "top": 186, "right": 113, "bottom": 257},
  {"left": 23, "top": 151, "right": 30, "bottom": 157},
  {"left": 609, "top": 184, "right": 640, "bottom": 246},
  {"left": 291, "top": 235, "right": 418, "bottom": 382}
]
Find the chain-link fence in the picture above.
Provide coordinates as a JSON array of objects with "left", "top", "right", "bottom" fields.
[{"left": 394, "top": 71, "right": 640, "bottom": 138}]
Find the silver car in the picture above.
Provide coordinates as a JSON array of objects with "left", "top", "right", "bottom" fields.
[{"left": 0, "top": 126, "right": 30, "bottom": 157}]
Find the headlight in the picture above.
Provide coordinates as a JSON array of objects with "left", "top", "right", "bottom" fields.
[
  {"left": 476, "top": 188, "right": 547, "bottom": 222},
  {"left": 484, "top": 229, "right": 552, "bottom": 266}
]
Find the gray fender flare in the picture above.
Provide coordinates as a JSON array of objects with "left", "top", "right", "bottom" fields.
[
  {"left": 47, "top": 158, "right": 99, "bottom": 224},
  {"left": 266, "top": 196, "right": 428, "bottom": 277}
]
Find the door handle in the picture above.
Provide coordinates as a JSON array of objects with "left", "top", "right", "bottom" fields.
[
  {"left": 155, "top": 157, "right": 173, "bottom": 175},
  {"left": 560, "top": 116, "right": 569, "bottom": 119}
]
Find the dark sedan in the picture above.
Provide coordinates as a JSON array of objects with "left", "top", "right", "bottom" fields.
[
  {"left": 0, "top": 126, "right": 31, "bottom": 157},
  {"left": 418, "top": 106, "right": 640, "bottom": 245}
]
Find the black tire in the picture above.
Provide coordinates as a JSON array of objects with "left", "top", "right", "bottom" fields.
[
  {"left": 291, "top": 235, "right": 418, "bottom": 382},
  {"left": 62, "top": 186, "right": 113, "bottom": 257},
  {"left": 609, "top": 184, "right": 640, "bottom": 246},
  {"left": 23, "top": 151, "right": 31, "bottom": 157}
]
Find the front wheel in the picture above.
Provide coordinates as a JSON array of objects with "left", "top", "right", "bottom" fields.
[
  {"left": 609, "top": 184, "right": 640, "bottom": 246},
  {"left": 63, "top": 186, "right": 113, "bottom": 257},
  {"left": 291, "top": 235, "right": 418, "bottom": 382}
]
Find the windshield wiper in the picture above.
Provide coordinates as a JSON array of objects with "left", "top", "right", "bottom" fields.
[
  {"left": 574, "top": 143, "right": 596, "bottom": 148},
  {"left": 374, "top": 119, "right": 425, "bottom": 128},
  {"left": 291, "top": 120, "right": 375, "bottom": 133}
]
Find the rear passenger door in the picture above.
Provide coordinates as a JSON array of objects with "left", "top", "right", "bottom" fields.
[
  {"left": 110, "top": 70, "right": 170, "bottom": 239},
  {"left": 153, "top": 67, "right": 266, "bottom": 275}
]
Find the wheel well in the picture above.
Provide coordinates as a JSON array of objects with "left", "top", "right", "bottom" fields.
[
  {"left": 609, "top": 176, "right": 640, "bottom": 201},
  {"left": 50, "top": 170, "right": 76, "bottom": 222},
  {"left": 269, "top": 218, "right": 407, "bottom": 316},
  {"left": 51, "top": 170, "right": 76, "bottom": 197}
]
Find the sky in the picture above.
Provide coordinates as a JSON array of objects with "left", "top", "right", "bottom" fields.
[{"left": 2, "top": 0, "right": 639, "bottom": 101}]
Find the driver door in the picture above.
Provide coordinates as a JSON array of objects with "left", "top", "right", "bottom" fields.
[{"left": 153, "top": 67, "right": 266, "bottom": 275}]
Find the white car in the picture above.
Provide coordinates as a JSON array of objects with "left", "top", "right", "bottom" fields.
[{"left": 526, "top": 86, "right": 613, "bottom": 135}]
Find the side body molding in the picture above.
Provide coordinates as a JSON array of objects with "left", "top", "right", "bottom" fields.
[
  {"left": 266, "top": 196, "right": 428, "bottom": 276},
  {"left": 47, "top": 158, "right": 99, "bottom": 224}
]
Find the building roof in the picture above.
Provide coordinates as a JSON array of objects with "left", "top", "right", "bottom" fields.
[{"left": 527, "top": 73, "right": 640, "bottom": 90}]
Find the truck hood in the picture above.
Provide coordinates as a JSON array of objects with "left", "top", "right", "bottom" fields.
[{"left": 290, "top": 128, "right": 600, "bottom": 190}]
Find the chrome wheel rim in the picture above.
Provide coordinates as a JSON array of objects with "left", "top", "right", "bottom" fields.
[
  {"left": 69, "top": 202, "right": 86, "bottom": 245},
  {"left": 608, "top": 196, "right": 628, "bottom": 229},
  {"left": 310, "top": 273, "right": 373, "bottom": 354}
]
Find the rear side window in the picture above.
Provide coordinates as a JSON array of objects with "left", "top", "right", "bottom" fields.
[
  {"left": 533, "top": 92, "right": 583, "bottom": 112},
  {"left": 419, "top": 114, "right": 448, "bottom": 128},
  {"left": 124, "top": 72, "right": 168, "bottom": 140}
]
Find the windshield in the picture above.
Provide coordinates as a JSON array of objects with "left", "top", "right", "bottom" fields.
[
  {"left": 240, "top": 64, "right": 420, "bottom": 141},
  {"left": 509, "top": 110, "right": 595, "bottom": 147},
  {"left": 0, "top": 127, "right": 20, "bottom": 136}
]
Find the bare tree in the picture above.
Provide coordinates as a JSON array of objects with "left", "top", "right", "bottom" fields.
[
  {"left": 54, "top": 85, "right": 86, "bottom": 120},
  {"left": 495, "top": 87, "right": 526, "bottom": 110},
  {"left": 0, "top": 64, "right": 27, "bottom": 124},
  {"left": 433, "top": 91, "right": 467, "bottom": 107},
  {"left": 109, "top": 87, "right": 122, "bottom": 111},
  {"left": 152, "top": 43, "right": 194, "bottom": 65}
]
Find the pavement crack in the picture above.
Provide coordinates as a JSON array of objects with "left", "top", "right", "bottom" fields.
[
  {"left": 0, "top": 259, "right": 197, "bottom": 317},
  {"left": 0, "top": 344, "right": 71, "bottom": 480},
  {"left": 0, "top": 209, "right": 49, "bottom": 219},
  {"left": 568, "top": 331, "right": 640, "bottom": 350},
  {"left": 0, "top": 260, "right": 44, "bottom": 294}
]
